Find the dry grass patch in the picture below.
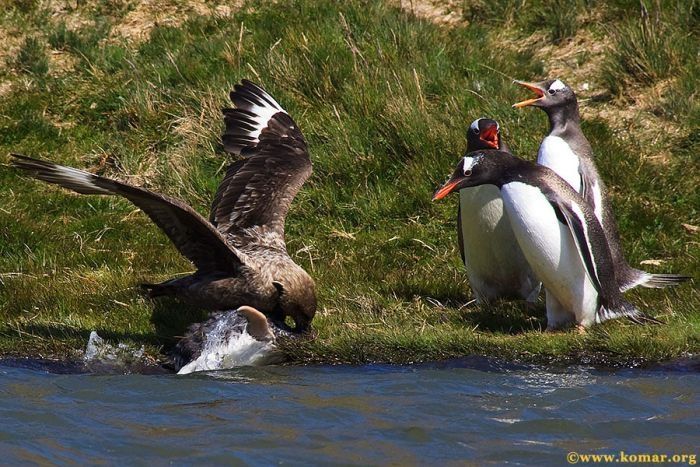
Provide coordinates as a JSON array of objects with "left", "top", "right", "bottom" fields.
[
  {"left": 43, "top": 0, "right": 97, "bottom": 30},
  {"left": 0, "top": 22, "right": 26, "bottom": 71},
  {"left": 519, "top": 28, "right": 684, "bottom": 165},
  {"left": 393, "top": 0, "right": 463, "bottom": 26},
  {"left": 110, "top": 0, "right": 242, "bottom": 44},
  {"left": 48, "top": 49, "right": 79, "bottom": 76},
  {"left": 0, "top": 80, "right": 13, "bottom": 96}
]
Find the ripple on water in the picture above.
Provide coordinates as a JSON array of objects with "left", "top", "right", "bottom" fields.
[{"left": 0, "top": 359, "right": 698, "bottom": 463}]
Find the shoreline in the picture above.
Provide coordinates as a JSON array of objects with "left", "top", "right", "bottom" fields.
[{"left": 1, "top": 350, "right": 698, "bottom": 376}]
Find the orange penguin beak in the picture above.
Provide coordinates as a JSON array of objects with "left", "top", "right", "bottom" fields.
[
  {"left": 432, "top": 177, "right": 461, "bottom": 201},
  {"left": 512, "top": 80, "right": 546, "bottom": 108}
]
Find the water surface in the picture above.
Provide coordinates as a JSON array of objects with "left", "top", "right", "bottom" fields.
[{"left": 0, "top": 358, "right": 698, "bottom": 464}]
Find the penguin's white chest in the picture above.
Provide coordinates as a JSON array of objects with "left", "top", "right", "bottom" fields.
[
  {"left": 500, "top": 182, "right": 599, "bottom": 324},
  {"left": 457, "top": 186, "right": 539, "bottom": 302},
  {"left": 538, "top": 136, "right": 581, "bottom": 193},
  {"left": 459, "top": 186, "right": 503, "bottom": 231}
]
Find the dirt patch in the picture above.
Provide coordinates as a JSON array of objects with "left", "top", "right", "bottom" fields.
[
  {"left": 43, "top": 0, "right": 97, "bottom": 30},
  {"left": 0, "top": 23, "right": 25, "bottom": 72},
  {"left": 48, "top": 49, "right": 79, "bottom": 76},
  {"left": 0, "top": 80, "right": 12, "bottom": 97},
  {"left": 392, "top": 0, "right": 463, "bottom": 26},
  {"left": 110, "top": 0, "right": 242, "bottom": 44}
]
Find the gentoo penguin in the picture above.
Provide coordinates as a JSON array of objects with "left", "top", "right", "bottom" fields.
[
  {"left": 12, "top": 80, "right": 316, "bottom": 333},
  {"left": 434, "top": 150, "right": 655, "bottom": 329},
  {"left": 513, "top": 79, "right": 689, "bottom": 291},
  {"left": 454, "top": 118, "right": 540, "bottom": 303}
]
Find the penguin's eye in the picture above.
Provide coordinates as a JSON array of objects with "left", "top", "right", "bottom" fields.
[
  {"left": 464, "top": 169, "right": 472, "bottom": 176},
  {"left": 548, "top": 88, "right": 556, "bottom": 95},
  {"left": 472, "top": 128, "right": 479, "bottom": 134}
]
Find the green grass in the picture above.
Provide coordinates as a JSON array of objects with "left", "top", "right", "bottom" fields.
[
  {"left": 13, "top": 36, "right": 49, "bottom": 76},
  {"left": 602, "top": 1, "right": 698, "bottom": 95},
  {"left": 0, "top": 0, "right": 697, "bottom": 368}
]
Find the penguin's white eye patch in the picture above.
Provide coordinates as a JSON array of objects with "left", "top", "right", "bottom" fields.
[
  {"left": 462, "top": 155, "right": 481, "bottom": 175},
  {"left": 462, "top": 157, "right": 473, "bottom": 175},
  {"left": 469, "top": 119, "right": 481, "bottom": 134},
  {"left": 549, "top": 79, "right": 566, "bottom": 92}
]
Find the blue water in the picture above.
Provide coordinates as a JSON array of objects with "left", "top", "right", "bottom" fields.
[{"left": 0, "top": 358, "right": 698, "bottom": 464}]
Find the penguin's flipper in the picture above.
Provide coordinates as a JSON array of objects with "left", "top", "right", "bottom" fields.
[
  {"left": 546, "top": 192, "right": 659, "bottom": 325},
  {"left": 547, "top": 195, "right": 604, "bottom": 296}
]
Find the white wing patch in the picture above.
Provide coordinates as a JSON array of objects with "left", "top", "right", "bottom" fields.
[
  {"left": 246, "top": 98, "right": 286, "bottom": 142},
  {"left": 549, "top": 79, "right": 566, "bottom": 92}
]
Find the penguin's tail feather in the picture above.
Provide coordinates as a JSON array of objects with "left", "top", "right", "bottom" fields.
[
  {"left": 620, "top": 268, "right": 690, "bottom": 292},
  {"left": 596, "top": 301, "right": 663, "bottom": 325},
  {"left": 639, "top": 273, "right": 691, "bottom": 289}
]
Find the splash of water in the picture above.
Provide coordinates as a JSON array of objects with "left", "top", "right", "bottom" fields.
[
  {"left": 83, "top": 331, "right": 149, "bottom": 373},
  {"left": 177, "top": 310, "right": 284, "bottom": 375}
]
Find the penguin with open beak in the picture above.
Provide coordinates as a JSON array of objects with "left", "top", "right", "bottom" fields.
[
  {"left": 448, "top": 118, "right": 540, "bottom": 304},
  {"left": 513, "top": 78, "right": 689, "bottom": 292}
]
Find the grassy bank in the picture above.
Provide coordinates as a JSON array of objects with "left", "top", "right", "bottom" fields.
[{"left": 0, "top": 0, "right": 697, "bottom": 367}]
